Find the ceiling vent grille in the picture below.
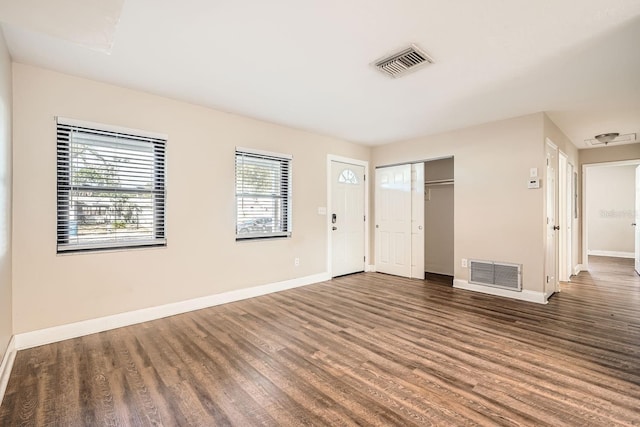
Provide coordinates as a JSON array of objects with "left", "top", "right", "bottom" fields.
[
  {"left": 584, "top": 133, "right": 637, "bottom": 147},
  {"left": 372, "top": 44, "right": 434, "bottom": 78}
]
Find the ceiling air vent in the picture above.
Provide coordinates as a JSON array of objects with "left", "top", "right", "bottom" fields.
[{"left": 372, "top": 44, "right": 434, "bottom": 78}]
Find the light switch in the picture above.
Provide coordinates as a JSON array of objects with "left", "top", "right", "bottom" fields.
[
  {"left": 530, "top": 168, "right": 538, "bottom": 178},
  {"left": 317, "top": 207, "right": 327, "bottom": 215}
]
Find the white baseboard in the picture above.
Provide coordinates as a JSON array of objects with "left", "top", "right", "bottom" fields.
[
  {"left": 574, "top": 264, "right": 584, "bottom": 275},
  {"left": 0, "top": 336, "right": 16, "bottom": 406},
  {"left": 366, "top": 264, "right": 376, "bottom": 272},
  {"left": 453, "top": 279, "right": 548, "bottom": 304},
  {"left": 587, "top": 250, "right": 634, "bottom": 259},
  {"left": 14, "top": 272, "right": 330, "bottom": 351}
]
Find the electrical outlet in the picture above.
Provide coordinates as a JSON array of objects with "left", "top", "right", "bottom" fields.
[
  {"left": 461, "top": 258, "right": 468, "bottom": 268},
  {"left": 294, "top": 257, "right": 300, "bottom": 267}
]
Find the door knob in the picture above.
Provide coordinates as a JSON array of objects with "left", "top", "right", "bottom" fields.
[
  {"left": 553, "top": 225, "right": 560, "bottom": 230},
  {"left": 332, "top": 226, "right": 337, "bottom": 231}
]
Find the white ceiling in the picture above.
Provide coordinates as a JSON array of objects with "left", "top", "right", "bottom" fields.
[{"left": 1, "top": 0, "right": 640, "bottom": 147}]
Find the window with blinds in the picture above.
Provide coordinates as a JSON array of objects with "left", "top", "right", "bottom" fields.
[
  {"left": 235, "top": 148, "right": 292, "bottom": 240},
  {"left": 57, "top": 119, "right": 167, "bottom": 253}
]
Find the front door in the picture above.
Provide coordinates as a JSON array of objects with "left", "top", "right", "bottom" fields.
[{"left": 331, "top": 161, "right": 365, "bottom": 277}]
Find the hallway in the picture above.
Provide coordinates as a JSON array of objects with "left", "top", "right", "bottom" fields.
[{"left": 562, "top": 255, "right": 639, "bottom": 297}]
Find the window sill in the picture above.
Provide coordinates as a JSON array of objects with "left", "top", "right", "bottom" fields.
[{"left": 56, "top": 243, "right": 167, "bottom": 256}]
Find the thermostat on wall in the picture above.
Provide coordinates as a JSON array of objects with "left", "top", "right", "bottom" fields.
[{"left": 528, "top": 178, "right": 540, "bottom": 189}]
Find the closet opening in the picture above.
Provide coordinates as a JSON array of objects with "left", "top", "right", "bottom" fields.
[{"left": 424, "top": 157, "right": 454, "bottom": 284}]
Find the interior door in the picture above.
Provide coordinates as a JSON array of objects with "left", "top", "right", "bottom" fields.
[
  {"left": 331, "top": 161, "right": 365, "bottom": 277},
  {"left": 635, "top": 165, "right": 640, "bottom": 275},
  {"left": 558, "top": 153, "right": 568, "bottom": 282},
  {"left": 558, "top": 152, "right": 573, "bottom": 283},
  {"left": 375, "top": 164, "right": 411, "bottom": 278},
  {"left": 410, "top": 163, "right": 425, "bottom": 278},
  {"left": 545, "top": 142, "right": 558, "bottom": 294}
]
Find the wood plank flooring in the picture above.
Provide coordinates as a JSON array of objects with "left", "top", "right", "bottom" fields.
[{"left": 1, "top": 256, "right": 639, "bottom": 426}]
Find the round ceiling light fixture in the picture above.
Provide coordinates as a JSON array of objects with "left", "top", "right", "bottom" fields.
[{"left": 594, "top": 132, "right": 619, "bottom": 145}]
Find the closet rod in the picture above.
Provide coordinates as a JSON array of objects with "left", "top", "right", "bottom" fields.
[{"left": 424, "top": 179, "right": 454, "bottom": 186}]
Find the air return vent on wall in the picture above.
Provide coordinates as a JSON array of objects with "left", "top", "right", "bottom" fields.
[
  {"left": 372, "top": 44, "right": 434, "bottom": 78},
  {"left": 469, "top": 260, "right": 522, "bottom": 291}
]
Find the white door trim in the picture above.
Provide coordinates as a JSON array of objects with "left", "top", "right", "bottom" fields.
[
  {"left": 327, "top": 155, "right": 370, "bottom": 276},
  {"left": 635, "top": 165, "right": 640, "bottom": 275},
  {"left": 582, "top": 159, "right": 640, "bottom": 271},
  {"left": 568, "top": 161, "right": 576, "bottom": 277}
]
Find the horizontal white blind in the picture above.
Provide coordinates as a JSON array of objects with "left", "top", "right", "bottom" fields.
[
  {"left": 235, "top": 148, "right": 292, "bottom": 240},
  {"left": 57, "top": 121, "right": 167, "bottom": 252}
]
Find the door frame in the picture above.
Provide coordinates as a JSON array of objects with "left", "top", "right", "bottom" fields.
[
  {"left": 636, "top": 165, "right": 640, "bottom": 275},
  {"left": 327, "top": 155, "right": 370, "bottom": 276},
  {"left": 582, "top": 158, "right": 640, "bottom": 271}
]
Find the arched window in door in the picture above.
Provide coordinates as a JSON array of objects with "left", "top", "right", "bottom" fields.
[{"left": 338, "top": 169, "right": 358, "bottom": 184}]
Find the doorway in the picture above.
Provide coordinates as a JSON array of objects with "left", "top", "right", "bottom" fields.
[
  {"left": 375, "top": 158, "right": 453, "bottom": 280},
  {"left": 329, "top": 157, "right": 368, "bottom": 277},
  {"left": 424, "top": 158, "right": 454, "bottom": 278},
  {"left": 583, "top": 160, "right": 640, "bottom": 272}
]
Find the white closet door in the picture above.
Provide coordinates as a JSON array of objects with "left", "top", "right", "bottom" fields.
[
  {"left": 375, "top": 164, "right": 412, "bottom": 278},
  {"left": 411, "top": 163, "right": 425, "bottom": 278}
]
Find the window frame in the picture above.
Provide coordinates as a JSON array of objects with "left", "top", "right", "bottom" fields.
[
  {"left": 235, "top": 147, "right": 292, "bottom": 241},
  {"left": 56, "top": 117, "right": 167, "bottom": 253}
]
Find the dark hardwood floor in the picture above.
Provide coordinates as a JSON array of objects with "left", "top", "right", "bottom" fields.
[{"left": 1, "top": 256, "right": 639, "bottom": 426}]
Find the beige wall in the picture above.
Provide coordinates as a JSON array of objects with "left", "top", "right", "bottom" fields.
[
  {"left": 372, "top": 113, "right": 546, "bottom": 293},
  {"left": 543, "top": 114, "right": 579, "bottom": 162},
  {"left": 0, "top": 31, "right": 12, "bottom": 361},
  {"left": 12, "top": 63, "right": 369, "bottom": 333},
  {"left": 586, "top": 165, "right": 636, "bottom": 254},
  {"left": 579, "top": 144, "right": 640, "bottom": 166}
]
